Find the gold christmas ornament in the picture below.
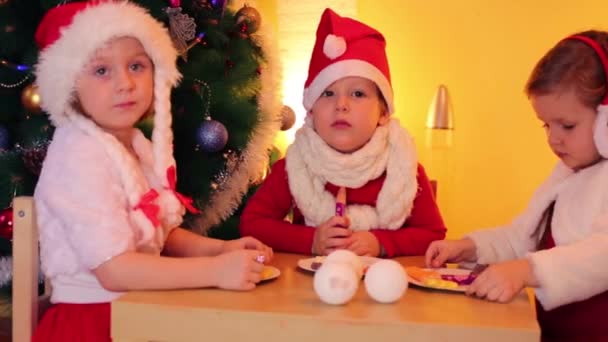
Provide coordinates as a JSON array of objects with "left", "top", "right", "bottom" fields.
[
  {"left": 280, "top": 105, "right": 296, "bottom": 131},
  {"left": 21, "top": 83, "right": 42, "bottom": 114},
  {"left": 235, "top": 4, "right": 261, "bottom": 34}
]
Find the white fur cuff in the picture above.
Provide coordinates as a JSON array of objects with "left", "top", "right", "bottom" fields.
[{"left": 593, "top": 105, "right": 608, "bottom": 158}]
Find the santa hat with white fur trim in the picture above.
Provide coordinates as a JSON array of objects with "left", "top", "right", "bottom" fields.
[
  {"left": 35, "top": 1, "right": 193, "bottom": 245},
  {"left": 303, "top": 8, "right": 394, "bottom": 114},
  {"left": 567, "top": 35, "right": 608, "bottom": 158}
]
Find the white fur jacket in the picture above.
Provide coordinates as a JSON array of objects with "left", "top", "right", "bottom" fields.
[
  {"left": 34, "top": 124, "right": 174, "bottom": 303},
  {"left": 467, "top": 159, "right": 608, "bottom": 310}
]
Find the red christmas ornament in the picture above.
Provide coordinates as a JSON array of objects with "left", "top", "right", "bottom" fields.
[{"left": 0, "top": 206, "right": 13, "bottom": 240}]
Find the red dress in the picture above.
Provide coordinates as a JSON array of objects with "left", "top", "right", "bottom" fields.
[
  {"left": 536, "top": 202, "right": 608, "bottom": 342},
  {"left": 32, "top": 302, "right": 111, "bottom": 342},
  {"left": 239, "top": 159, "right": 446, "bottom": 256}
]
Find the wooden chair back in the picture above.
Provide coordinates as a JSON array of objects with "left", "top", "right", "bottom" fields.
[{"left": 12, "top": 196, "right": 50, "bottom": 342}]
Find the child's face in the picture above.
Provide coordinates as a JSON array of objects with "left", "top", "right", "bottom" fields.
[
  {"left": 74, "top": 36, "right": 154, "bottom": 137},
  {"left": 310, "top": 76, "right": 389, "bottom": 153},
  {"left": 531, "top": 89, "right": 601, "bottom": 171}
]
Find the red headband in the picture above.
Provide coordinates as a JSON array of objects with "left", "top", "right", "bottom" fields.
[{"left": 565, "top": 35, "right": 608, "bottom": 105}]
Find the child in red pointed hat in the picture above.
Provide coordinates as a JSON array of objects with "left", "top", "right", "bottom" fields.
[
  {"left": 240, "top": 8, "right": 446, "bottom": 257},
  {"left": 426, "top": 31, "right": 608, "bottom": 340},
  {"left": 32, "top": 2, "right": 272, "bottom": 340}
]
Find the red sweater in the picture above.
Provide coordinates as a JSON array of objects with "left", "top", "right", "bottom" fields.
[
  {"left": 239, "top": 159, "right": 446, "bottom": 256},
  {"left": 536, "top": 216, "right": 608, "bottom": 341}
]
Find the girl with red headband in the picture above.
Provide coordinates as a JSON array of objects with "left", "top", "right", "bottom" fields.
[{"left": 426, "top": 30, "right": 608, "bottom": 341}]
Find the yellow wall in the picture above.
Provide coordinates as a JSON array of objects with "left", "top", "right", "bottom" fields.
[
  {"left": 254, "top": 0, "right": 278, "bottom": 35},
  {"left": 258, "top": 0, "right": 607, "bottom": 238},
  {"left": 358, "top": 0, "right": 607, "bottom": 238}
]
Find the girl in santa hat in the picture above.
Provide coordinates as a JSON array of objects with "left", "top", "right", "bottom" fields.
[
  {"left": 426, "top": 31, "right": 608, "bottom": 341},
  {"left": 32, "top": 2, "right": 271, "bottom": 340},
  {"left": 240, "top": 8, "right": 446, "bottom": 257}
]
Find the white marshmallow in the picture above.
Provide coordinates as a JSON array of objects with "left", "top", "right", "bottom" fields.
[
  {"left": 314, "top": 262, "right": 359, "bottom": 305},
  {"left": 325, "top": 249, "right": 364, "bottom": 277},
  {"left": 364, "top": 259, "right": 408, "bottom": 303}
]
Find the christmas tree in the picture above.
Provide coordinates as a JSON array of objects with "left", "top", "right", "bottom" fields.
[{"left": 0, "top": 0, "right": 289, "bottom": 293}]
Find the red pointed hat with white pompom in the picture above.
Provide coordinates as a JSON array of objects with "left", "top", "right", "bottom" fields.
[{"left": 303, "top": 8, "right": 394, "bottom": 114}]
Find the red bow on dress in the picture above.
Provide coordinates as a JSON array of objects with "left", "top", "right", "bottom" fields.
[
  {"left": 133, "top": 189, "right": 160, "bottom": 227},
  {"left": 166, "top": 166, "right": 201, "bottom": 214}
]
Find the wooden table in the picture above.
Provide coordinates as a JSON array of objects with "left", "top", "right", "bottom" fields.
[{"left": 112, "top": 253, "right": 540, "bottom": 341}]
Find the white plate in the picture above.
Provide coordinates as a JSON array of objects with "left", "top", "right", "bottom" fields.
[
  {"left": 297, "top": 256, "right": 381, "bottom": 273},
  {"left": 261, "top": 266, "right": 281, "bottom": 281},
  {"left": 408, "top": 268, "right": 471, "bottom": 293}
]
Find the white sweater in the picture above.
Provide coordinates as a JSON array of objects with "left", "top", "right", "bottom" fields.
[
  {"left": 34, "top": 124, "right": 174, "bottom": 303},
  {"left": 468, "top": 160, "right": 608, "bottom": 310}
]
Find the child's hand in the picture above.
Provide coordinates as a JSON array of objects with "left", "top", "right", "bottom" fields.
[
  {"left": 425, "top": 238, "right": 477, "bottom": 268},
  {"left": 466, "top": 259, "right": 538, "bottom": 303},
  {"left": 214, "top": 249, "right": 265, "bottom": 290},
  {"left": 312, "top": 215, "right": 351, "bottom": 255},
  {"left": 222, "top": 237, "right": 273, "bottom": 263},
  {"left": 346, "top": 231, "right": 380, "bottom": 256}
]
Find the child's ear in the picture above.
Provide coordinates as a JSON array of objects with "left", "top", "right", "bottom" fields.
[{"left": 378, "top": 112, "right": 390, "bottom": 126}]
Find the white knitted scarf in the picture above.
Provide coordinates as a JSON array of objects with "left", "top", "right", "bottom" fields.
[{"left": 285, "top": 117, "right": 418, "bottom": 231}]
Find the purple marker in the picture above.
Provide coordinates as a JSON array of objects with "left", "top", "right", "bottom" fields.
[{"left": 335, "top": 187, "right": 347, "bottom": 217}]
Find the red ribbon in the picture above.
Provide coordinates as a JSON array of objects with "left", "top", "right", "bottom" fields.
[
  {"left": 134, "top": 189, "right": 160, "bottom": 228},
  {"left": 166, "top": 166, "right": 201, "bottom": 214}
]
